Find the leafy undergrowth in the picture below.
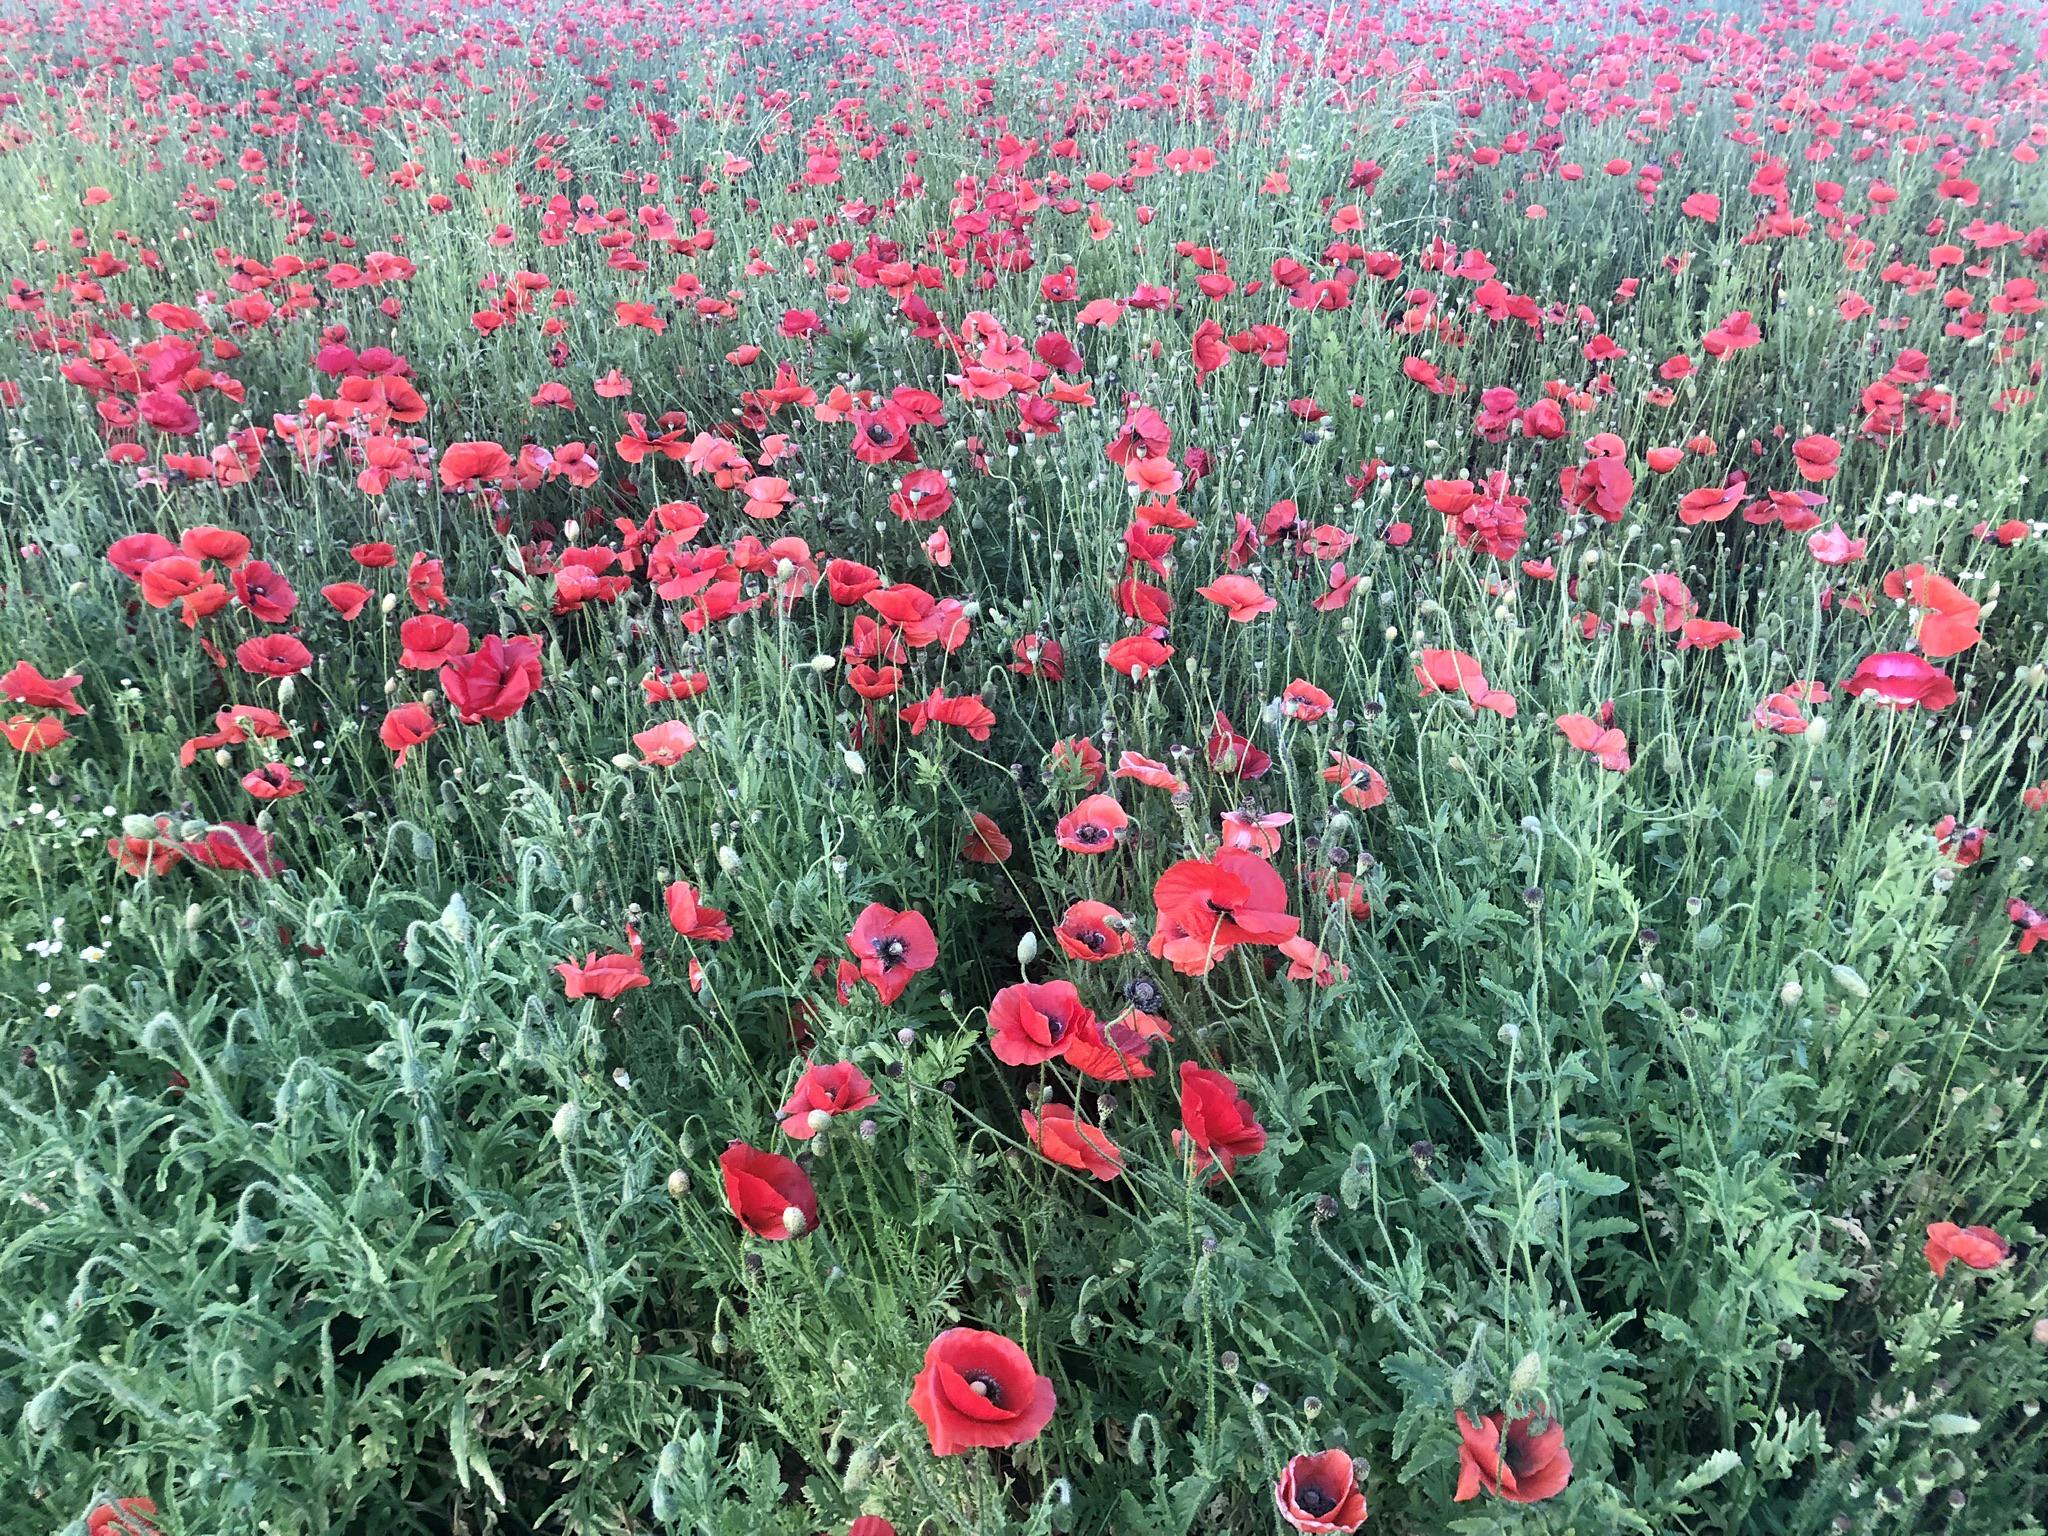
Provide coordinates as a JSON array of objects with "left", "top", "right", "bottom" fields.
[{"left": 2, "top": 0, "right": 2047, "bottom": 1532}]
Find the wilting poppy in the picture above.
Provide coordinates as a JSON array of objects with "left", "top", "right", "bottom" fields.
[
  {"left": 1453, "top": 1410, "right": 1572, "bottom": 1503},
  {"left": 1021, "top": 1103, "right": 1123, "bottom": 1180},
  {"left": 907, "top": 1327, "right": 1056, "bottom": 1455}
]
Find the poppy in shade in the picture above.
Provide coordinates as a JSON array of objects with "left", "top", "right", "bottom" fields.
[
  {"left": 1924, "top": 1221, "right": 2010, "bottom": 1278},
  {"left": 908, "top": 1327, "right": 1056, "bottom": 1455},
  {"left": 961, "top": 811, "right": 1013, "bottom": 864},
  {"left": 1275, "top": 1449, "right": 1368, "bottom": 1533},
  {"left": 1174, "top": 1061, "right": 1266, "bottom": 1179},
  {"left": 719, "top": 1141, "right": 819, "bottom": 1240},
  {"left": 1453, "top": 1410, "right": 1572, "bottom": 1503}
]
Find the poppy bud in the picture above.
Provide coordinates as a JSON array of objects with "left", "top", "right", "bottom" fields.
[
  {"left": 380, "top": 592, "right": 399, "bottom": 614},
  {"left": 717, "top": 845, "right": 741, "bottom": 873},
  {"left": 806, "top": 1109, "right": 833, "bottom": 1135},
  {"left": 1830, "top": 963, "right": 1870, "bottom": 999},
  {"left": 781, "top": 1205, "right": 808, "bottom": 1237},
  {"left": 1781, "top": 980, "right": 1804, "bottom": 1007},
  {"left": 552, "top": 1101, "right": 581, "bottom": 1140},
  {"left": 1017, "top": 931, "right": 1039, "bottom": 965},
  {"left": 667, "top": 1169, "right": 690, "bottom": 1197},
  {"left": 1508, "top": 1351, "right": 1543, "bottom": 1396},
  {"left": 843, "top": 748, "right": 865, "bottom": 776},
  {"left": 611, "top": 753, "right": 637, "bottom": 769}
]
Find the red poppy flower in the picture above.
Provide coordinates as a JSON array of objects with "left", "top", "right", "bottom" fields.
[
  {"left": 1174, "top": 1061, "right": 1266, "bottom": 1179},
  {"left": 1105, "top": 634, "right": 1173, "bottom": 679},
  {"left": 398, "top": 615, "right": 470, "bottom": 670},
  {"left": 555, "top": 944, "right": 650, "bottom": 1000},
  {"left": 1924, "top": 1221, "right": 2010, "bottom": 1277},
  {"left": 987, "top": 980, "right": 1095, "bottom": 1066},
  {"left": 908, "top": 1328, "right": 1056, "bottom": 1455},
  {"left": 961, "top": 812, "right": 1013, "bottom": 864},
  {"left": 320, "top": 581, "right": 372, "bottom": 620},
  {"left": 108, "top": 532, "right": 177, "bottom": 578},
  {"left": 778, "top": 1061, "right": 878, "bottom": 1141},
  {"left": 234, "top": 633, "right": 313, "bottom": 678},
  {"left": 180, "top": 822, "right": 284, "bottom": 877},
  {"left": 2, "top": 661, "right": 86, "bottom": 715},
  {"left": 440, "top": 635, "right": 544, "bottom": 723},
  {"left": 1197, "top": 573, "right": 1277, "bottom": 622},
  {"left": 86, "top": 1499, "right": 159, "bottom": 1536},
  {"left": 1114, "top": 751, "right": 1187, "bottom": 796},
  {"left": 1206, "top": 712, "right": 1271, "bottom": 779},
  {"left": 1414, "top": 649, "right": 1517, "bottom": 718},
  {"left": 1011, "top": 633, "right": 1064, "bottom": 679},
  {"left": 1556, "top": 713, "right": 1631, "bottom": 771},
  {"left": 380, "top": 703, "right": 438, "bottom": 767},
  {"left": 1054, "top": 900, "right": 1134, "bottom": 962},
  {"left": 1021, "top": 1103, "right": 1123, "bottom": 1180},
  {"left": 1, "top": 713, "right": 67, "bottom": 753},
  {"left": 719, "top": 1141, "right": 819, "bottom": 1240},
  {"left": 241, "top": 763, "right": 305, "bottom": 800},
  {"left": 665, "top": 881, "right": 732, "bottom": 941},
  {"left": 1275, "top": 1449, "right": 1368, "bottom": 1533},
  {"left": 846, "top": 903, "right": 938, "bottom": 1004},
  {"left": 1056, "top": 793, "right": 1127, "bottom": 854},
  {"left": 1884, "top": 565, "right": 1983, "bottom": 659},
  {"left": 1450, "top": 1409, "right": 1570, "bottom": 1504},
  {"left": 138, "top": 555, "right": 229, "bottom": 627},
  {"left": 1151, "top": 851, "right": 1299, "bottom": 974},
  {"left": 1323, "top": 753, "right": 1387, "bottom": 810},
  {"left": 232, "top": 560, "right": 297, "bottom": 623},
  {"left": 1047, "top": 736, "right": 1105, "bottom": 788},
  {"left": 1842, "top": 652, "right": 1956, "bottom": 712},
  {"left": 635, "top": 720, "right": 699, "bottom": 765},
  {"left": 109, "top": 826, "right": 185, "bottom": 877}
]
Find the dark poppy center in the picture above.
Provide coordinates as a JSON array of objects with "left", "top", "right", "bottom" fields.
[
  {"left": 875, "top": 936, "right": 906, "bottom": 965},
  {"left": 963, "top": 1368, "right": 1004, "bottom": 1406},
  {"left": 1076, "top": 823, "right": 1108, "bottom": 844},
  {"left": 1295, "top": 1485, "right": 1336, "bottom": 1517},
  {"left": 865, "top": 422, "right": 893, "bottom": 444},
  {"left": 1077, "top": 928, "right": 1105, "bottom": 952}
]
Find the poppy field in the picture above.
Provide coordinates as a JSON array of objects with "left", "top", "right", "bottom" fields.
[{"left": 6, "top": 0, "right": 2048, "bottom": 1528}]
